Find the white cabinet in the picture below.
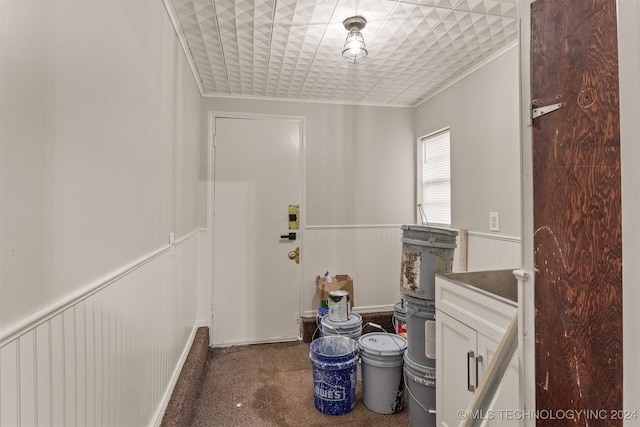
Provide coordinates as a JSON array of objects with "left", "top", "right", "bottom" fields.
[
  {"left": 435, "top": 273, "right": 518, "bottom": 427},
  {"left": 437, "top": 312, "right": 477, "bottom": 426}
]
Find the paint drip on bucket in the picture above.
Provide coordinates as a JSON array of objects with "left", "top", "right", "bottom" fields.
[{"left": 328, "top": 290, "right": 350, "bottom": 321}]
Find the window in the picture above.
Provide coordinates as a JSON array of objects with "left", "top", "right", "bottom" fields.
[{"left": 418, "top": 129, "right": 451, "bottom": 226}]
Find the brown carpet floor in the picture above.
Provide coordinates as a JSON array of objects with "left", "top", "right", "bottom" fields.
[{"left": 190, "top": 340, "right": 411, "bottom": 427}]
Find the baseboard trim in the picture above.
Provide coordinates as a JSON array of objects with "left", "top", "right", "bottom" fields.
[{"left": 152, "top": 321, "right": 208, "bottom": 427}]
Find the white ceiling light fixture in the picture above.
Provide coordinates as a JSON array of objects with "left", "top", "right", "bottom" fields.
[{"left": 342, "top": 16, "right": 368, "bottom": 64}]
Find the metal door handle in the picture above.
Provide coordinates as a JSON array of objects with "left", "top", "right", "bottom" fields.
[
  {"left": 280, "top": 232, "right": 296, "bottom": 241},
  {"left": 288, "top": 247, "right": 299, "bottom": 264},
  {"left": 467, "top": 351, "right": 475, "bottom": 392}
]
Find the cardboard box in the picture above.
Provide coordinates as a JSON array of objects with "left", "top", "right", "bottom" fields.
[{"left": 316, "top": 274, "right": 354, "bottom": 307}]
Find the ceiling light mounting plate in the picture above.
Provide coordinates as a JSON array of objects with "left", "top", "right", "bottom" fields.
[{"left": 343, "top": 16, "right": 367, "bottom": 32}]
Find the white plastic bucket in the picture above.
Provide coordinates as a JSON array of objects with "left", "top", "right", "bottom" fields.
[
  {"left": 400, "top": 225, "right": 457, "bottom": 300},
  {"left": 358, "top": 333, "right": 407, "bottom": 414},
  {"left": 404, "top": 352, "right": 436, "bottom": 427},
  {"left": 405, "top": 295, "right": 436, "bottom": 367},
  {"left": 321, "top": 312, "right": 362, "bottom": 340},
  {"left": 393, "top": 301, "right": 407, "bottom": 338}
]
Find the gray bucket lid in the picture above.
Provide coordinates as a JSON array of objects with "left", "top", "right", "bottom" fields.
[
  {"left": 401, "top": 224, "right": 458, "bottom": 249},
  {"left": 403, "top": 352, "right": 436, "bottom": 378},
  {"left": 404, "top": 295, "right": 436, "bottom": 308},
  {"left": 358, "top": 332, "right": 407, "bottom": 356},
  {"left": 394, "top": 302, "right": 406, "bottom": 312},
  {"left": 401, "top": 224, "right": 458, "bottom": 234},
  {"left": 321, "top": 312, "right": 362, "bottom": 328}
]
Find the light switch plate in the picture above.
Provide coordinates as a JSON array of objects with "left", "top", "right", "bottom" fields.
[{"left": 489, "top": 212, "right": 500, "bottom": 232}]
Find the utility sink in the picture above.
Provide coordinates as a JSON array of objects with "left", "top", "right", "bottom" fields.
[{"left": 440, "top": 269, "right": 518, "bottom": 302}]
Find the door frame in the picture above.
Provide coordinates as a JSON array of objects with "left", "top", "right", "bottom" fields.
[{"left": 206, "top": 111, "right": 307, "bottom": 346}]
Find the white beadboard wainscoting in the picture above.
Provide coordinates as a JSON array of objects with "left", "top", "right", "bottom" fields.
[
  {"left": 0, "top": 230, "right": 204, "bottom": 427},
  {"left": 465, "top": 231, "right": 522, "bottom": 272},
  {"left": 302, "top": 225, "right": 404, "bottom": 316},
  {"left": 301, "top": 226, "right": 521, "bottom": 317}
]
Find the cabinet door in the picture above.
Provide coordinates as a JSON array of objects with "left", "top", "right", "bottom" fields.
[
  {"left": 477, "top": 334, "right": 519, "bottom": 425},
  {"left": 436, "top": 312, "right": 477, "bottom": 427}
]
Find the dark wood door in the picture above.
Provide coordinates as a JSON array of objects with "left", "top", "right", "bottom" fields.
[{"left": 531, "top": 0, "right": 622, "bottom": 424}]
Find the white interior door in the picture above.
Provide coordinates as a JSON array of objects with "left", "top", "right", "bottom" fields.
[{"left": 212, "top": 116, "right": 301, "bottom": 346}]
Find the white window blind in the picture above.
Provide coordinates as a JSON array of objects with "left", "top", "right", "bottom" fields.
[{"left": 420, "top": 129, "right": 451, "bottom": 225}]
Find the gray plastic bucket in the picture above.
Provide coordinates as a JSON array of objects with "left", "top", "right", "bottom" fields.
[
  {"left": 400, "top": 225, "right": 457, "bottom": 300},
  {"left": 358, "top": 333, "right": 407, "bottom": 414},
  {"left": 405, "top": 295, "right": 436, "bottom": 368},
  {"left": 393, "top": 302, "right": 407, "bottom": 337},
  {"left": 404, "top": 352, "right": 436, "bottom": 427},
  {"left": 321, "top": 312, "right": 363, "bottom": 340},
  {"left": 309, "top": 336, "right": 359, "bottom": 415}
]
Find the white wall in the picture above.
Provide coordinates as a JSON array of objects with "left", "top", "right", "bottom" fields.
[
  {"left": 202, "top": 91, "right": 523, "bottom": 314},
  {"left": 0, "top": 0, "right": 203, "bottom": 424},
  {"left": 414, "top": 46, "right": 522, "bottom": 241},
  {"left": 202, "top": 98, "right": 416, "bottom": 312},
  {"left": 1, "top": 0, "right": 201, "bottom": 328},
  {"left": 201, "top": 98, "right": 416, "bottom": 226},
  {"left": 618, "top": 0, "right": 640, "bottom": 418},
  {"left": 0, "top": 234, "right": 201, "bottom": 426}
]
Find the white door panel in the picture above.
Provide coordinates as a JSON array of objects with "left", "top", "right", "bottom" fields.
[
  {"left": 437, "top": 312, "right": 477, "bottom": 427},
  {"left": 477, "top": 333, "right": 520, "bottom": 426},
  {"left": 212, "top": 117, "right": 301, "bottom": 346}
]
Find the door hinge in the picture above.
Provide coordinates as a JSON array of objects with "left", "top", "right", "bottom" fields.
[{"left": 532, "top": 102, "right": 564, "bottom": 119}]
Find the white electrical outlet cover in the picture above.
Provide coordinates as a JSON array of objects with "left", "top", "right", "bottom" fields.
[{"left": 490, "top": 212, "right": 500, "bottom": 232}]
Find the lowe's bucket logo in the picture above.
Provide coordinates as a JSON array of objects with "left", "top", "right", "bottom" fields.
[{"left": 314, "top": 381, "right": 345, "bottom": 401}]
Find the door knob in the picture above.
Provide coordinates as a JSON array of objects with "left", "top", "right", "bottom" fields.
[
  {"left": 280, "top": 232, "right": 297, "bottom": 241},
  {"left": 288, "top": 247, "right": 299, "bottom": 264}
]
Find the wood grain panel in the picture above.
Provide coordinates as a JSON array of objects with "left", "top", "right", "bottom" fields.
[{"left": 531, "top": 0, "right": 622, "bottom": 424}]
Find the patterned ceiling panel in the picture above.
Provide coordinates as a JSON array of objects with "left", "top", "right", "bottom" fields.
[{"left": 167, "top": 0, "right": 518, "bottom": 106}]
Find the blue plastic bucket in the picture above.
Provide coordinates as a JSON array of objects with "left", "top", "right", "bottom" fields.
[
  {"left": 316, "top": 306, "right": 329, "bottom": 325},
  {"left": 309, "top": 336, "right": 359, "bottom": 415}
]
